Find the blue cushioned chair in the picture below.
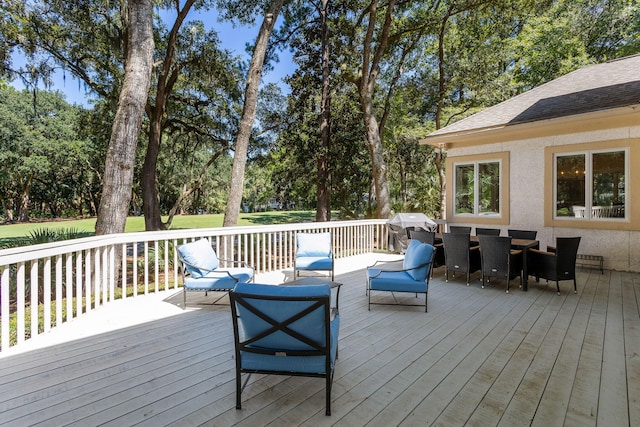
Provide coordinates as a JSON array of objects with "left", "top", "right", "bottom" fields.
[
  {"left": 294, "top": 232, "right": 334, "bottom": 281},
  {"left": 230, "top": 282, "right": 340, "bottom": 416},
  {"left": 177, "top": 239, "right": 254, "bottom": 308},
  {"left": 366, "top": 240, "right": 434, "bottom": 312}
]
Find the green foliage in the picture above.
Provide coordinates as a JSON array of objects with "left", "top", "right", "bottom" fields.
[{"left": 0, "top": 85, "right": 97, "bottom": 222}]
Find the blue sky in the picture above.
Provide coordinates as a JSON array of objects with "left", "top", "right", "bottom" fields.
[{"left": 10, "top": 7, "right": 294, "bottom": 107}]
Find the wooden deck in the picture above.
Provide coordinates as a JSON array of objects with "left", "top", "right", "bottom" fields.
[{"left": 1, "top": 254, "right": 639, "bottom": 426}]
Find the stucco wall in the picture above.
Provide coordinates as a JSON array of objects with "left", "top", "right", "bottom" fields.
[{"left": 446, "top": 125, "right": 640, "bottom": 272}]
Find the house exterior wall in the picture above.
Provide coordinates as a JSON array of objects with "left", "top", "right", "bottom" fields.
[{"left": 445, "top": 124, "right": 640, "bottom": 272}]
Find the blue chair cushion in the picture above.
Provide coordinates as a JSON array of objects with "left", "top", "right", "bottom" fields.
[
  {"left": 184, "top": 267, "right": 253, "bottom": 291},
  {"left": 177, "top": 239, "right": 219, "bottom": 278},
  {"left": 233, "top": 282, "right": 338, "bottom": 374},
  {"left": 296, "top": 232, "right": 332, "bottom": 257},
  {"left": 295, "top": 256, "right": 334, "bottom": 271},
  {"left": 403, "top": 240, "right": 434, "bottom": 281},
  {"left": 367, "top": 269, "right": 428, "bottom": 293}
]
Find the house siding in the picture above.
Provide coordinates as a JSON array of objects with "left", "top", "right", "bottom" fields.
[{"left": 446, "top": 125, "right": 640, "bottom": 272}]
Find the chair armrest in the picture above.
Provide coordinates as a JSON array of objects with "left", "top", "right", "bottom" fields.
[
  {"left": 180, "top": 259, "right": 253, "bottom": 280},
  {"left": 510, "top": 249, "right": 523, "bottom": 256},
  {"left": 367, "top": 258, "right": 404, "bottom": 269},
  {"left": 528, "top": 248, "right": 555, "bottom": 257},
  {"left": 218, "top": 258, "right": 253, "bottom": 269},
  {"left": 368, "top": 260, "right": 432, "bottom": 278}
]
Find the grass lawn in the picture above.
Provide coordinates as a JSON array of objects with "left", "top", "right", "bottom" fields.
[{"left": 0, "top": 211, "right": 318, "bottom": 241}]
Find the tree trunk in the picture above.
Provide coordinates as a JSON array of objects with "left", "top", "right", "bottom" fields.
[
  {"left": 95, "top": 0, "right": 154, "bottom": 236},
  {"left": 356, "top": 0, "right": 395, "bottom": 220},
  {"left": 316, "top": 0, "right": 331, "bottom": 222},
  {"left": 362, "top": 101, "right": 391, "bottom": 219},
  {"left": 141, "top": 115, "right": 164, "bottom": 230},
  {"left": 223, "top": 0, "right": 285, "bottom": 227},
  {"left": 17, "top": 175, "right": 33, "bottom": 222},
  {"left": 141, "top": 0, "right": 194, "bottom": 231}
]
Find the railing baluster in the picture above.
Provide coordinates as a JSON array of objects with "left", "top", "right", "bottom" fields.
[
  {"left": 56, "top": 255, "right": 63, "bottom": 328},
  {"left": 30, "top": 261, "right": 39, "bottom": 339},
  {"left": 44, "top": 257, "right": 52, "bottom": 333},
  {"left": 66, "top": 253, "right": 73, "bottom": 321},
  {"left": 17, "top": 262, "right": 26, "bottom": 344},
  {"left": 1, "top": 267, "right": 9, "bottom": 349}
]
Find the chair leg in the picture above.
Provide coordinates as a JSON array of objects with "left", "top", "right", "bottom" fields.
[
  {"left": 556, "top": 280, "right": 561, "bottom": 295},
  {"left": 183, "top": 288, "right": 187, "bottom": 309},
  {"left": 573, "top": 278, "right": 577, "bottom": 294},
  {"left": 326, "top": 374, "right": 331, "bottom": 415},
  {"left": 236, "top": 371, "right": 242, "bottom": 409}
]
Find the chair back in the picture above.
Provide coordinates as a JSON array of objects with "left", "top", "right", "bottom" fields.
[
  {"left": 449, "top": 226, "right": 472, "bottom": 234},
  {"left": 442, "top": 232, "right": 471, "bottom": 268},
  {"left": 230, "top": 282, "right": 338, "bottom": 415},
  {"left": 177, "top": 239, "right": 219, "bottom": 277},
  {"left": 407, "top": 229, "right": 435, "bottom": 245},
  {"left": 402, "top": 240, "right": 434, "bottom": 281},
  {"left": 476, "top": 227, "right": 501, "bottom": 236},
  {"left": 508, "top": 229, "right": 537, "bottom": 240},
  {"left": 478, "top": 235, "right": 511, "bottom": 277},
  {"left": 296, "top": 232, "right": 332, "bottom": 257},
  {"left": 555, "top": 237, "right": 581, "bottom": 277}
]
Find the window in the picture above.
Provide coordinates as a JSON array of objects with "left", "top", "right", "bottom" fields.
[
  {"left": 454, "top": 160, "right": 501, "bottom": 217},
  {"left": 554, "top": 149, "right": 627, "bottom": 220}
]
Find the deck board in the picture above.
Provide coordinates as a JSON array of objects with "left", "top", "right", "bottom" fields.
[{"left": 0, "top": 256, "right": 638, "bottom": 426}]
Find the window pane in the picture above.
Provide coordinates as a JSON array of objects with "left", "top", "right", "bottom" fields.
[
  {"left": 455, "top": 164, "right": 474, "bottom": 214},
  {"left": 478, "top": 162, "right": 500, "bottom": 215},
  {"left": 592, "top": 151, "right": 625, "bottom": 218},
  {"left": 556, "top": 154, "right": 585, "bottom": 217}
]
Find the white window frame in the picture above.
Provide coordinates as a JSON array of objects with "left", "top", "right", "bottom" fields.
[
  {"left": 553, "top": 148, "right": 628, "bottom": 221},
  {"left": 452, "top": 159, "right": 502, "bottom": 218}
]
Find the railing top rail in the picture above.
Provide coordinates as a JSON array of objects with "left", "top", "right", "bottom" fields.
[{"left": 0, "top": 219, "right": 388, "bottom": 265}]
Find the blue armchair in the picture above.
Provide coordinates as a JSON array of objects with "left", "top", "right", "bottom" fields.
[
  {"left": 366, "top": 240, "right": 434, "bottom": 312},
  {"left": 294, "top": 232, "right": 334, "bottom": 281},
  {"left": 230, "top": 282, "right": 339, "bottom": 416},
  {"left": 177, "top": 239, "right": 254, "bottom": 308}
]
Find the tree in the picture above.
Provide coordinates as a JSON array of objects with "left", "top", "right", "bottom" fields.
[
  {"left": 0, "top": 85, "right": 90, "bottom": 222},
  {"left": 223, "top": 0, "right": 286, "bottom": 227},
  {"left": 141, "top": 1, "right": 242, "bottom": 230},
  {"left": 95, "top": 0, "right": 154, "bottom": 235}
]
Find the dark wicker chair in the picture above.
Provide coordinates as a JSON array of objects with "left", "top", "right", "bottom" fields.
[
  {"left": 442, "top": 232, "right": 481, "bottom": 286},
  {"left": 478, "top": 235, "right": 523, "bottom": 293},
  {"left": 507, "top": 229, "right": 537, "bottom": 240},
  {"left": 449, "top": 225, "right": 472, "bottom": 234},
  {"left": 528, "top": 237, "right": 581, "bottom": 295},
  {"left": 407, "top": 229, "right": 444, "bottom": 273},
  {"left": 476, "top": 227, "right": 501, "bottom": 236}
]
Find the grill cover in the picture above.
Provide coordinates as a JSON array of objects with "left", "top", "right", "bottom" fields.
[{"left": 387, "top": 213, "right": 437, "bottom": 253}]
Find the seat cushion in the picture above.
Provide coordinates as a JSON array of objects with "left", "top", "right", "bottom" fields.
[
  {"left": 177, "top": 239, "right": 219, "bottom": 278},
  {"left": 367, "top": 269, "right": 427, "bottom": 293},
  {"left": 184, "top": 267, "right": 253, "bottom": 291},
  {"left": 296, "top": 232, "right": 332, "bottom": 257},
  {"left": 403, "top": 240, "right": 434, "bottom": 281},
  {"left": 295, "top": 256, "right": 334, "bottom": 271}
]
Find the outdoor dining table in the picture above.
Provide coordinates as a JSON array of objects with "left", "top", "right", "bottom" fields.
[{"left": 435, "top": 234, "right": 539, "bottom": 291}]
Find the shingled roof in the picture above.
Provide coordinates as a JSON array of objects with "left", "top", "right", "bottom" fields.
[{"left": 425, "top": 54, "right": 640, "bottom": 139}]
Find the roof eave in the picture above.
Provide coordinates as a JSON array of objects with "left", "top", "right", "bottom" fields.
[{"left": 419, "top": 104, "right": 640, "bottom": 150}]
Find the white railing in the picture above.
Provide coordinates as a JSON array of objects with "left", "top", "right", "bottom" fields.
[{"left": 0, "top": 220, "right": 389, "bottom": 352}]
